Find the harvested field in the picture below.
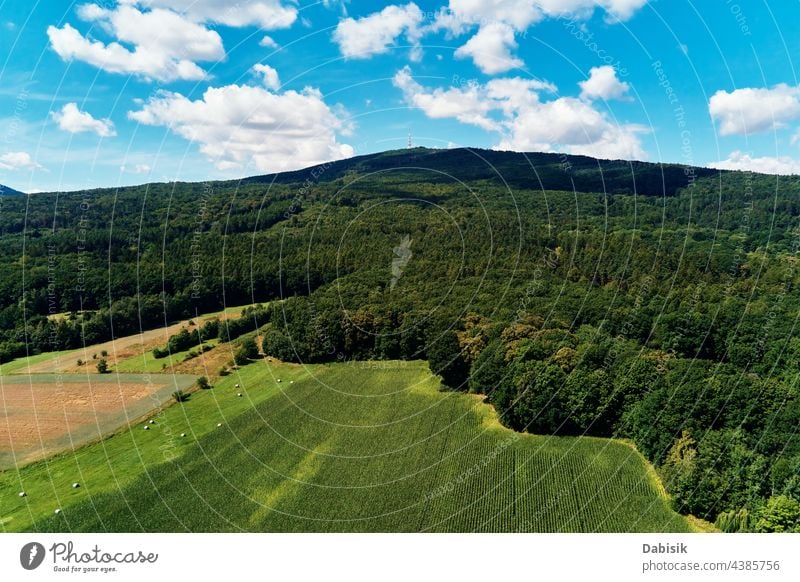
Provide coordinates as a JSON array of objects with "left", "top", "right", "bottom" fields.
[{"left": 0, "top": 373, "right": 197, "bottom": 469}]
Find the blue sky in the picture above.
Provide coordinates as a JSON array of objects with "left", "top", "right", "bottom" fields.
[{"left": 1, "top": 0, "right": 800, "bottom": 192}]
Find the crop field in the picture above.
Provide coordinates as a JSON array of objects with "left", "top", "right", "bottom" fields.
[
  {"left": 2, "top": 360, "right": 692, "bottom": 533},
  {"left": 0, "top": 373, "right": 198, "bottom": 470}
]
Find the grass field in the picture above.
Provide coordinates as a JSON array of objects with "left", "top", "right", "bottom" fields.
[
  {"left": 0, "top": 351, "right": 77, "bottom": 375},
  {"left": 1, "top": 360, "right": 693, "bottom": 533}
]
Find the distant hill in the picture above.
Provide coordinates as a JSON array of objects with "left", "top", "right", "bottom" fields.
[
  {"left": 239, "top": 147, "right": 720, "bottom": 197},
  {"left": 0, "top": 184, "right": 23, "bottom": 196}
]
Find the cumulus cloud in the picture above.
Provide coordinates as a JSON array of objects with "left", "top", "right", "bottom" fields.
[
  {"left": 128, "top": 83, "right": 354, "bottom": 172},
  {"left": 47, "top": 4, "right": 224, "bottom": 82},
  {"left": 434, "top": 0, "right": 647, "bottom": 73},
  {"left": 51, "top": 103, "right": 116, "bottom": 137},
  {"left": 393, "top": 67, "right": 501, "bottom": 130},
  {"left": 579, "top": 65, "right": 630, "bottom": 101},
  {"left": 133, "top": 0, "right": 297, "bottom": 29},
  {"left": 439, "top": 0, "right": 649, "bottom": 28},
  {"left": 454, "top": 22, "right": 523, "bottom": 74},
  {"left": 259, "top": 35, "right": 279, "bottom": 48},
  {"left": 394, "top": 66, "right": 647, "bottom": 160},
  {"left": 0, "top": 151, "right": 43, "bottom": 171},
  {"left": 709, "top": 84, "right": 800, "bottom": 136},
  {"left": 333, "top": 3, "right": 424, "bottom": 59},
  {"left": 252, "top": 63, "right": 280, "bottom": 90},
  {"left": 709, "top": 151, "right": 800, "bottom": 175}
]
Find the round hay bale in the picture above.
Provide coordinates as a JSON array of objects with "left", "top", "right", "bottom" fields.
[
  {"left": 148, "top": 419, "right": 155, "bottom": 424},
  {"left": 18, "top": 491, "right": 26, "bottom": 497},
  {"left": 277, "top": 378, "right": 282, "bottom": 383},
  {"left": 290, "top": 380, "right": 294, "bottom": 384},
  {"left": 180, "top": 433, "right": 186, "bottom": 437},
  {"left": 72, "top": 482, "right": 80, "bottom": 489},
  {"left": 235, "top": 383, "right": 240, "bottom": 388},
  {"left": 54, "top": 508, "right": 61, "bottom": 514},
  {"left": 143, "top": 426, "right": 150, "bottom": 431},
  {"left": 217, "top": 423, "right": 222, "bottom": 427},
  {"left": 237, "top": 392, "right": 242, "bottom": 397}
]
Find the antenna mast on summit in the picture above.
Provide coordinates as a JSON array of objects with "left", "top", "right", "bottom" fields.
[{"left": 407, "top": 129, "right": 412, "bottom": 149}]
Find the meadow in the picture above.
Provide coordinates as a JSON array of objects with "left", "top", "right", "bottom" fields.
[{"left": 2, "top": 359, "right": 693, "bottom": 533}]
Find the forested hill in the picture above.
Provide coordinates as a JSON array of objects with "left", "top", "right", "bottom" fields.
[
  {"left": 1, "top": 147, "right": 800, "bottom": 530},
  {"left": 0, "top": 184, "right": 23, "bottom": 196},
  {"left": 238, "top": 146, "right": 720, "bottom": 197}
]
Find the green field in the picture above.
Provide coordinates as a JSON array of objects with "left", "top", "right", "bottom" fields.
[
  {"left": 1, "top": 360, "right": 692, "bottom": 532},
  {"left": 0, "top": 350, "right": 76, "bottom": 375}
]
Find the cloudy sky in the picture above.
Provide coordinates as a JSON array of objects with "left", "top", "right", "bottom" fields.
[{"left": 1, "top": 0, "right": 799, "bottom": 192}]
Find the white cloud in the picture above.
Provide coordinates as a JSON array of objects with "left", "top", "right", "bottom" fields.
[
  {"left": 454, "top": 22, "right": 523, "bottom": 74},
  {"left": 48, "top": 4, "right": 224, "bottom": 82},
  {"left": 579, "top": 65, "right": 630, "bottom": 101},
  {"left": 133, "top": 0, "right": 297, "bottom": 29},
  {"left": 252, "top": 63, "right": 280, "bottom": 90},
  {"left": 51, "top": 102, "right": 116, "bottom": 137},
  {"left": 128, "top": 83, "right": 354, "bottom": 172},
  {"left": 709, "top": 151, "right": 800, "bottom": 175},
  {"left": 709, "top": 84, "right": 800, "bottom": 136},
  {"left": 393, "top": 66, "right": 500, "bottom": 130},
  {"left": 394, "top": 67, "right": 647, "bottom": 160},
  {"left": 435, "top": 1, "right": 647, "bottom": 73},
  {"left": 259, "top": 35, "right": 279, "bottom": 48},
  {"left": 0, "top": 151, "right": 43, "bottom": 171},
  {"left": 333, "top": 3, "right": 424, "bottom": 59},
  {"left": 121, "top": 163, "right": 152, "bottom": 174}
]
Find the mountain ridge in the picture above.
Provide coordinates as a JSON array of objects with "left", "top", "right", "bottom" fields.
[
  {"left": 233, "top": 147, "right": 726, "bottom": 198},
  {"left": 0, "top": 184, "right": 24, "bottom": 196}
]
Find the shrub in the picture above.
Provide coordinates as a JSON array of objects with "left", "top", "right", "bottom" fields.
[
  {"left": 96, "top": 359, "right": 109, "bottom": 374},
  {"left": 234, "top": 337, "right": 259, "bottom": 365},
  {"left": 715, "top": 508, "right": 751, "bottom": 533},
  {"left": 172, "top": 390, "right": 189, "bottom": 403},
  {"left": 197, "top": 376, "right": 211, "bottom": 390},
  {"left": 755, "top": 496, "right": 800, "bottom": 533}
]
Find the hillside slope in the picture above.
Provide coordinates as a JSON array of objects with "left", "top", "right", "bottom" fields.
[
  {"left": 237, "top": 146, "right": 720, "bottom": 197},
  {"left": 0, "top": 184, "right": 23, "bottom": 196},
  {"left": 25, "top": 360, "right": 691, "bottom": 533}
]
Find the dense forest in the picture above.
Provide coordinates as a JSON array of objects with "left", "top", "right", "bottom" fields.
[{"left": 2, "top": 147, "right": 799, "bottom": 532}]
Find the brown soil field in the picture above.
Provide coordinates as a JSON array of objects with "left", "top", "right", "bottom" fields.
[{"left": 0, "top": 374, "right": 196, "bottom": 469}]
